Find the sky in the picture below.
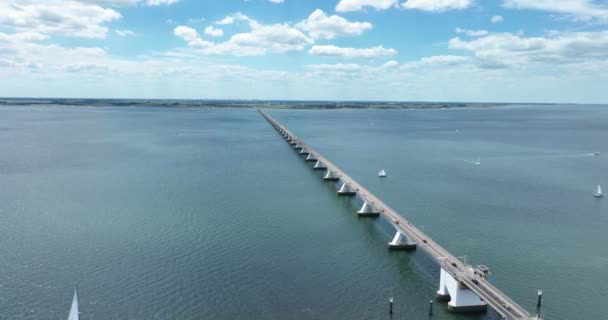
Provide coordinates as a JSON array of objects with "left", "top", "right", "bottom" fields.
[{"left": 1, "top": 0, "right": 608, "bottom": 103}]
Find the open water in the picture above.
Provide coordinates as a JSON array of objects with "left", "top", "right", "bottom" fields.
[{"left": 0, "top": 104, "right": 606, "bottom": 319}]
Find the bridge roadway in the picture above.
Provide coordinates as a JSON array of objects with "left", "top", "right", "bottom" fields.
[{"left": 259, "top": 110, "right": 537, "bottom": 320}]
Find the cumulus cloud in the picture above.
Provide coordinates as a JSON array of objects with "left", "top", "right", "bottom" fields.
[
  {"left": 174, "top": 26, "right": 213, "bottom": 48},
  {"left": 503, "top": 0, "right": 608, "bottom": 23},
  {"left": 221, "top": 23, "right": 313, "bottom": 55},
  {"left": 335, "top": 0, "right": 399, "bottom": 12},
  {"left": 216, "top": 12, "right": 250, "bottom": 25},
  {"left": 268, "top": 0, "right": 284, "bottom": 3},
  {"left": 296, "top": 9, "right": 372, "bottom": 40},
  {"left": 449, "top": 31, "right": 608, "bottom": 68},
  {"left": 175, "top": 16, "right": 313, "bottom": 56},
  {"left": 0, "top": 31, "right": 49, "bottom": 42},
  {"left": 143, "top": 0, "right": 178, "bottom": 5},
  {"left": 382, "top": 60, "right": 399, "bottom": 68},
  {"left": 402, "top": 0, "right": 472, "bottom": 12},
  {"left": 309, "top": 45, "right": 397, "bottom": 58},
  {"left": 0, "top": 0, "right": 122, "bottom": 38},
  {"left": 455, "top": 27, "right": 489, "bottom": 37},
  {"left": 204, "top": 26, "right": 224, "bottom": 37},
  {"left": 491, "top": 15, "right": 504, "bottom": 23}
]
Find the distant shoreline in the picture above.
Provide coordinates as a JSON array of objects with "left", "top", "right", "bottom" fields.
[{"left": 0, "top": 98, "right": 583, "bottom": 109}]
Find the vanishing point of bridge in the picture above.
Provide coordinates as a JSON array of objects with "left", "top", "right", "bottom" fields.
[{"left": 259, "top": 110, "right": 541, "bottom": 320}]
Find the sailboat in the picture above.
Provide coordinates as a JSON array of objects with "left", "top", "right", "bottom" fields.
[
  {"left": 378, "top": 169, "right": 387, "bottom": 177},
  {"left": 594, "top": 185, "right": 603, "bottom": 198},
  {"left": 474, "top": 157, "right": 481, "bottom": 166},
  {"left": 68, "top": 288, "right": 79, "bottom": 320}
]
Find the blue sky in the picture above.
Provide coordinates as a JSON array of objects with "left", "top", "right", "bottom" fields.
[{"left": 1, "top": 0, "right": 608, "bottom": 103}]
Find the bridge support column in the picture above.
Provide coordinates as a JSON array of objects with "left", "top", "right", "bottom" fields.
[
  {"left": 305, "top": 154, "right": 317, "bottom": 162},
  {"left": 388, "top": 230, "right": 417, "bottom": 250},
  {"left": 437, "top": 267, "right": 451, "bottom": 301},
  {"left": 313, "top": 161, "right": 327, "bottom": 170},
  {"left": 357, "top": 202, "right": 379, "bottom": 217},
  {"left": 289, "top": 139, "right": 297, "bottom": 145},
  {"left": 294, "top": 143, "right": 303, "bottom": 150},
  {"left": 323, "top": 170, "right": 339, "bottom": 180},
  {"left": 299, "top": 148, "right": 309, "bottom": 155},
  {"left": 337, "top": 182, "right": 356, "bottom": 195},
  {"left": 437, "top": 268, "right": 487, "bottom": 312}
]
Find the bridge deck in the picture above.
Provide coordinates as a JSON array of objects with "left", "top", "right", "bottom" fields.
[{"left": 260, "top": 110, "right": 536, "bottom": 320}]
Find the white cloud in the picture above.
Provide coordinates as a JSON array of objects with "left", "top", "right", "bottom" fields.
[
  {"left": 335, "top": 0, "right": 472, "bottom": 12},
  {"left": 216, "top": 12, "right": 251, "bottom": 25},
  {"left": 0, "top": 31, "right": 49, "bottom": 42},
  {"left": 296, "top": 9, "right": 372, "bottom": 40},
  {"left": 115, "top": 29, "right": 135, "bottom": 37},
  {"left": 400, "top": 55, "right": 470, "bottom": 70},
  {"left": 78, "top": 0, "right": 140, "bottom": 5},
  {"left": 74, "top": 0, "right": 179, "bottom": 6},
  {"left": 269, "top": 0, "right": 284, "bottom": 3},
  {"left": 309, "top": 45, "right": 397, "bottom": 58},
  {"left": 449, "top": 31, "right": 608, "bottom": 68},
  {"left": 143, "top": 0, "right": 179, "bottom": 6},
  {"left": 0, "top": 0, "right": 122, "bottom": 38},
  {"left": 335, "top": 0, "right": 398, "bottom": 12},
  {"left": 174, "top": 26, "right": 213, "bottom": 48},
  {"left": 0, "top": 33, "right": 296, "bottom": 99},
  {"left": 175, "top": 16, "right": 313, "bottom": 56},
  {"left": 223, "top": 23, "right": 313, "bottom": 55},
  {"left": 382, "top": 60, "right": 399, "bottom": 68},
  {"left": 503, "top": 0, "right": 608, "bottom": 23},
  {"left": 1, "top": 31, "right": 607, "bottom": 103},
  {"left": 402, "top": 0, "right": 472, "bottom": 12},
  {"left": 455, "top": 27, "right": 489, "bottom": 37},
  {"left": 491, "top": 15, "right": 504, "bottom": 23},
  {"left": 204, "top": 26, "right": 224, "bottom": 37}
]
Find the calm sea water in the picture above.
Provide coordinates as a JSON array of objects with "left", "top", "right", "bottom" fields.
[{"left": 0, "top": 104, "right": 606, "bottom": 320}]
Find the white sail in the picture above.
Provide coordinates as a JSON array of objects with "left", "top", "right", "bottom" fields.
[
  {"left": 68, "top": 288, "right": 79, "bottom": 320},
  {"left": 597, "top": 185, "right": 602, "bottom": 196},
  {"left": 378, "top": 169, "right": 386, "bottom": 177}
]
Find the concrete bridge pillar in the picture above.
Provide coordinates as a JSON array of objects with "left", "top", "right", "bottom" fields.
[
  {"left": 299, "top": 148, "right": 309, "bottom": 155},
  {"left": 313, "top": 161, "right": 327, "bottom": 170},
  {"left": 337, "top": 182, "right": 356, "bottom": 195},
  {"left": 305, "top": 154, "right": 317, "bottom": 162},
  {"left": 323, "top": 170, "right": 339, "bottom": 180},
  {"left": 289, "top": 139, "right": 297, "bottom": 145},
  {"left": 294, "top": 143, "right": 303, "bottom": 150},
  {"left": 388, "top": 230, "right": 417, "bottom": 250},
  {"left": 357, "top": 202, "right": 379, "bottom": 217},
  {"left": 437, "top": 268, "right": 487, "bottom": 312}
]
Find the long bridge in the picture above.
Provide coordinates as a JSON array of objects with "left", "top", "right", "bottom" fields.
[{"left": 259, "top": 110, "right": 540, "bottom": 320}]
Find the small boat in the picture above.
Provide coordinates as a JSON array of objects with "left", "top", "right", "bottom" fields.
[
  {"left": 594, "top": 152, "right": 601, "bottom": 156},
  {"left": 68, "top": 288, "right": 79, "bottom": 320},
  {"left": 474, "top": 157, "right": 481, "bottom": 166},
  {"left": 378, "top": 169, "right": 387, "bottom": 177},
  {"left": 594, "top": 185, "right": 603, "bottom": 198}
]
